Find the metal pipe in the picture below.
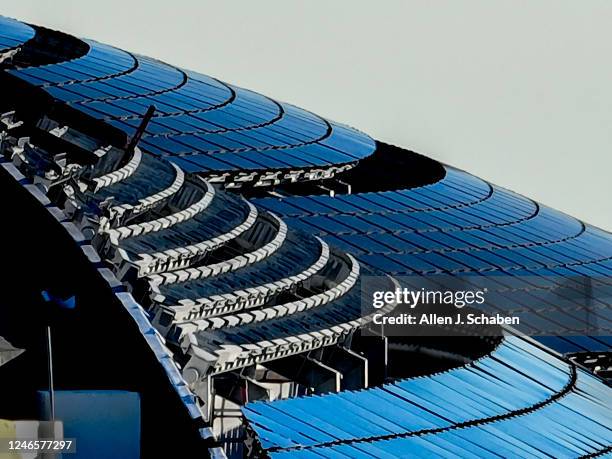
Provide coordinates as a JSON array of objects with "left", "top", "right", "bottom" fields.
[{"left": 46, "top": 325, "right": 55, "bottom": 421}]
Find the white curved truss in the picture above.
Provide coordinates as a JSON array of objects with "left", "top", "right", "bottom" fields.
[
  {"left": 181, "top": 274, "right": 398, "bottom": 377},
  {"left": 148, "top": 211, "right": 286, "bottom": 284},
  {"left": 106, "top": 178, "right": 215, "bottom": 244},
  {"left": 90, "top": 146, "right": 142, "bottom": 191},
  {"left": 106, "top": 162, "right": 185, "bottom": 223},
  {"left": 156, "top": 237, "right": 332, "bottom": 323},
  {"left": 138, "top": 200, "right": 259, "bottom": 276},
  {"left": 176, "top": 252, "right": 360, "bottom": 335}
]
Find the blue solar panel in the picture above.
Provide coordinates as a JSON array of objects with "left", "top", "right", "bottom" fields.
[
  {"left": 5, "top": 15, "right": 611, "bottom": 458},
  {"left": 7, "top": 34, "right": 375, "bottom": 175},
  {"left": 245, "top": 337, "right": 612, "bottom": 458},
  {"left": 9, "top": 40, "right": 134, "bottom": 85},
  {"left": 254, "top": 165, "right": 612, "bottom": 348},
  {"left": 0, "top": 16, "right": 35, "bottom": 51}
]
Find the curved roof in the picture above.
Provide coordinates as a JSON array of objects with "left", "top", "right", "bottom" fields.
[
  {"left": 0, "top": 16, "right": 34, "bottom": 52},
  {"left": 7, "top": 37, "right": 376, "bottom": 176},
  {"left": 1, "top": 15, "right": 610, "bottom": 458},
  {"left": 244, "top": 335, "right": 611, "bottom": 457},
  {"left": 255, "top": 164, "right": 612, "bottom": 352}
]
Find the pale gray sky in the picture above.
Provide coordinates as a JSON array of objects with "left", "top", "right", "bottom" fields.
[{"left": 4, "top": 1, "right": 611, "bottom": 230}]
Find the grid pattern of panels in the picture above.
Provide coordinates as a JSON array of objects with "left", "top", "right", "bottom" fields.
[
  {"left": 7, "top": 32, "right": 375, "bottom": 174},
  {"left": 12, "top": 39, "right": 135, "bottom": 85},
  {"left": 0, "top": 16, "right": 34, "bottom": 52},
  {"left": 537, "top": 335, "right": 612, "bottom": 353},
  {"left": 244, "top": 336, "right": 612, "bottom": 458},
  {"left": 255, "top": 166, "right": 612, "bottom": 347}
]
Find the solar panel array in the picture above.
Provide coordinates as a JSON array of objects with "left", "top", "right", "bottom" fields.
[
  {"left": 5, "top": 117, "right": 393, "bottom": 379},
  {"left": 0, "top": 16, "right": 34, "bottom": 53},
  {"left": 6, "top": 26, "right": 375, "bottom": 178},
  {"left": 255, "top": 166, "right": 612, "bottom": 352},
  {"left": 244, "top": 335, "right": 612, "bottom": 457},
  {"left": 2, "top": 16, "right": 611, "bottom": 458}
]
